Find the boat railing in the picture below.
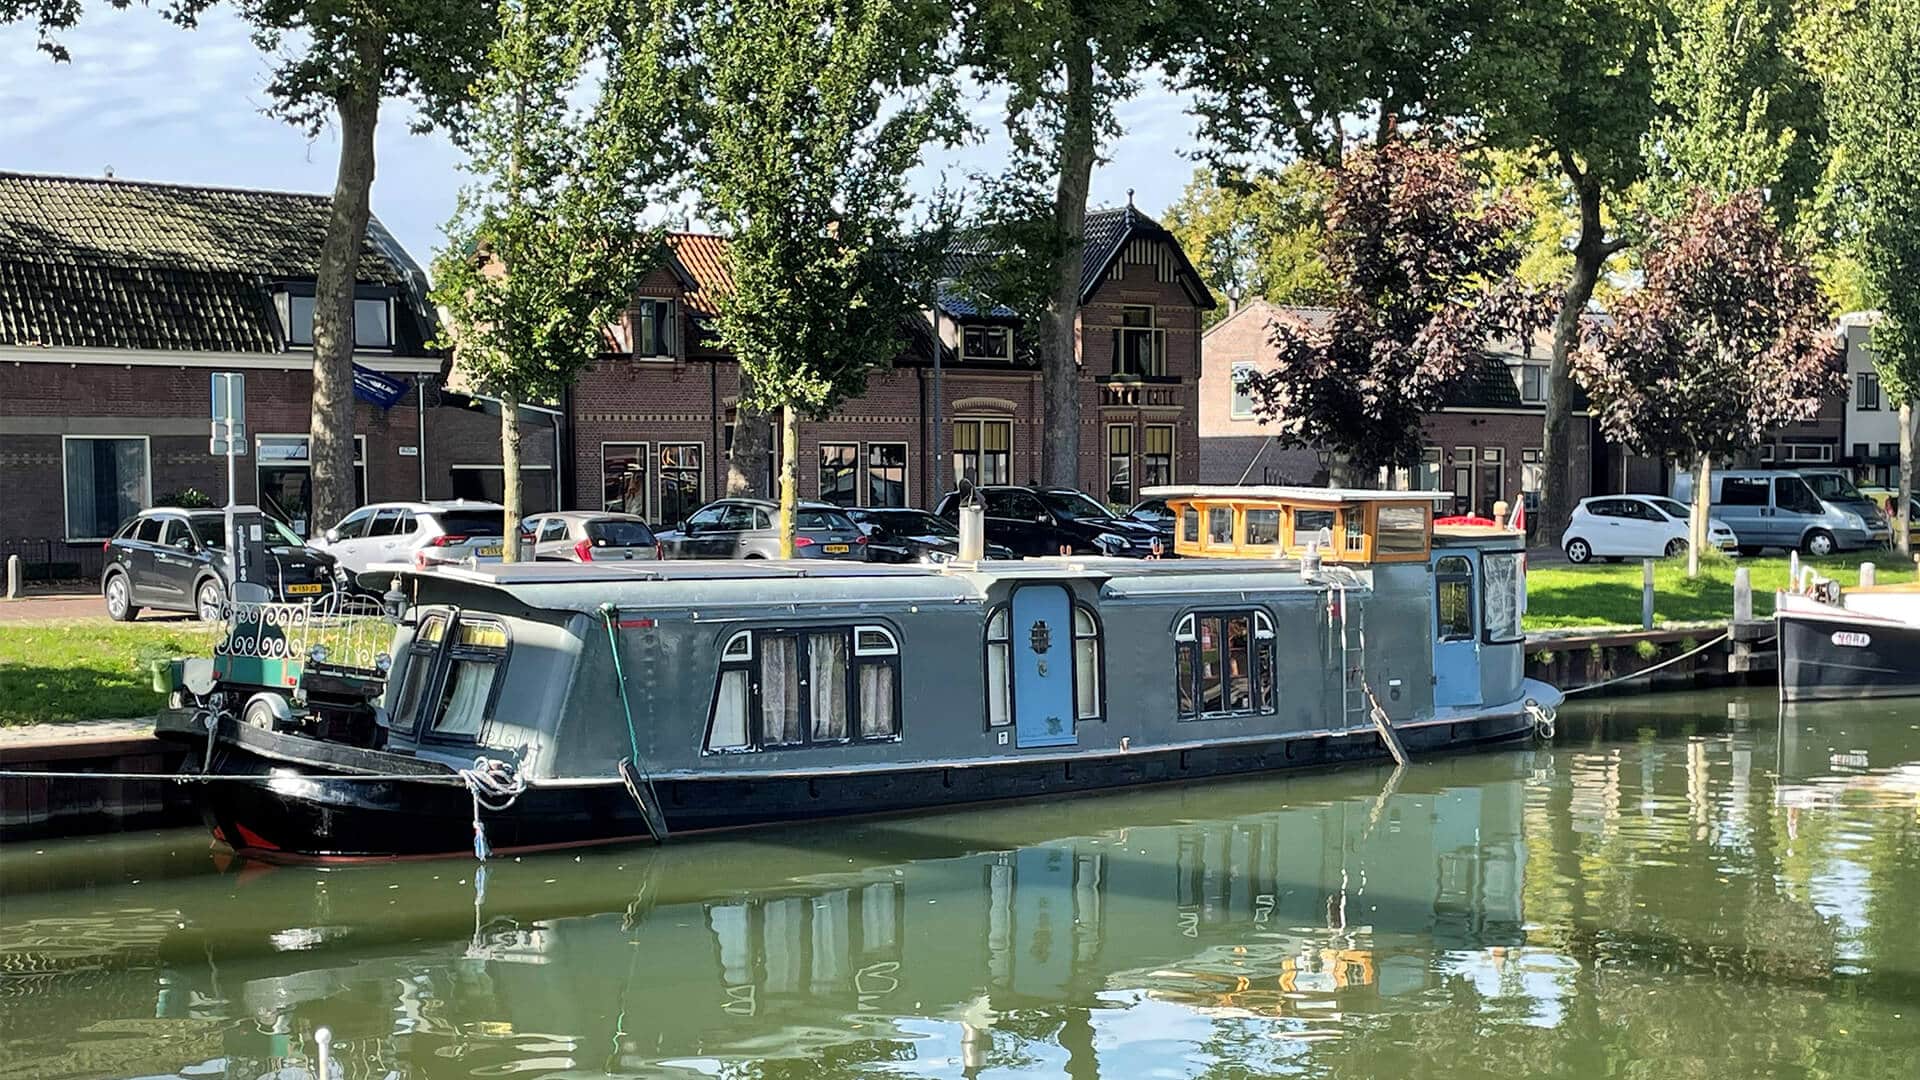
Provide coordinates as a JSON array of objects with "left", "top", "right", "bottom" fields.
[{"left": 215, "top": 593, "right": 394, "bottom": 674}]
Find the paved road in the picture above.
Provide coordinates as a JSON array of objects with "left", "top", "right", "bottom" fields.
[{"left": 0, "top": 591, "right": 192, "bottom": 623}]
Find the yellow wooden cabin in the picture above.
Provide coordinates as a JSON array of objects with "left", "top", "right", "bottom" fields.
[{"left": 1142, "top": 486, "right": 1454, "bottom": 564}]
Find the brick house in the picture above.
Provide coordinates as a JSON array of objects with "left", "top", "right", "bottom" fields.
[
  {"left": 565, "top": 203, "right": 1215, "bottom": 526},
  {"left": 0, "top": 172, "right": 546, "bottom": 575},
  {"left": 1198, "top": 300, "right": 1594, "bottom": 517}
]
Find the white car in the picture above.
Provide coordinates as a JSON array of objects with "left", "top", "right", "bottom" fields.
[
  {"left": 1561, "top": 495, "right": 1737, "bottom": 564},
  {"left": 314, "top": 500, "right": 520, "bottom": 576}
]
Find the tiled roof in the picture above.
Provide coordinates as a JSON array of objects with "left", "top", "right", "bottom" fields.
[
  {"left": 1444, "top": 354, "right": 1526, "bottom": 409},
  {"left": 0, "top": 171, "right": 432, "bottom": 354},
  {"left": 663, "top": 232, "right": 733, "bottom": 317},
  {"left": 1080, "top": 205, "right": 1217, "bottom": 309}
]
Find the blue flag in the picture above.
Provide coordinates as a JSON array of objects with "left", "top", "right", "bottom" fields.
[{"left": 352, "top": 365, "right": 410, "bottom": 409}]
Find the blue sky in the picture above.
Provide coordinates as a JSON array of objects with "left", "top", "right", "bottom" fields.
[{"left": 0, "top": 7, "right": 1206, "bottom": 271}]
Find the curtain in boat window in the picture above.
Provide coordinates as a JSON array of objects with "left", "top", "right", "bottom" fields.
[
  {"left": 763, "top": 636, "right": 801, "bottom": 744},
  {"left": 709, "top": 669, "right": 750, "bottom": 749},
  {"left": 434, "top": 657, "right": 497, "bottom": 736},
  {"left": 1482, "top": 552, "right": 1524, "bottom": 643},
  {"left": 986, "top": 608, "right": 1011, "bottom": 727},
  {"left": 809, "top": 632, "right": 850, "bottom": 740},
  {"left": 859, "top": 663, "right": 896, "bottom": 737}
]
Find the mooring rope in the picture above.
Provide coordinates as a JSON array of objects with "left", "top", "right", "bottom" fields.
[
  {"left": 460, "top": 756, "right": 525, "bottom": 861},
  {"left": 1558, "top": 631, "right": 1732, "bottom": 697}
]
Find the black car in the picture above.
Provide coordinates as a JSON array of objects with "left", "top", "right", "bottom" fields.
[
  {"left": 934, "top": 486, "right": 1164, "bottom": 557},
  {"left": 102, "top": 508, "right": 338, "bottom": 622},
  {"left": 1124, "top": 498, "right": 1178, "bottom": 549},
  {"left": 846, "top": 507, "right": 1017, "bottom": 563}
]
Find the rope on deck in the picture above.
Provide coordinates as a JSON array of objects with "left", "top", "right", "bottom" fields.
[{"left": 1559, "top": 631, "right": 1732, "bottom": 697}]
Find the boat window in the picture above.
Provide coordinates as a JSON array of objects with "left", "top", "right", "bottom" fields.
[
  {"left": 1296, "top": 509, "right": 1335, "bottom": 546},
  {"left": 1073, "top": 606, "right": 1101, "bottom": 721},
  {"left": 1244, "top": 508, "right": 1281, "bottom": 546},
  {"left": 1207, "top": 507, "right": 1235, "bottom": 545},
  {"left": 762, "top": 636, "right": 803, "bottom": 744},
  {"left": 704, "top": 626, "right": 902, "bottom": 752},
  {"left": 430, "top": 618, "right": 509, "bottom": 739},
  {"left": 854, "top": 625, "right": 898, "bottom": 656},
  {"left": 388, "top": 612, "right": 448, "bottom": 728},
  {"left": 1376, "top": 505, "right": 1428, "bottom": 556},
  {"left": 723, "top": 629, "right": 753, "bottom": 660},
  {"left": 1175, "top": 609, "right": 1276, "bottom": 720},
  {"left": 1181, "top": 506, "right": 1200, "bottom": 543},
  {"left": 809, "top": 631, "right": 850, "bottom": 740},
  {"left": 710, "top": 670, "right": 750, "bottom": 749},
  {"left": 1482, "top": 552, "right": 1525, "bottom": 644},
  {"left": 986, "top": 608, "right": 1011, "bottom": 728},
  {"left": 1435, "top": 555, "right": 1474, "bottom": 641}
]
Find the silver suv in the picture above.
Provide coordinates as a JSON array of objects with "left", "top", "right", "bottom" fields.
[
  {"left": 657, "top": 499, "right": 868, "bottom": 560},
  {"left": 313, "top": 500, "right": 519, "bottom": 576}
]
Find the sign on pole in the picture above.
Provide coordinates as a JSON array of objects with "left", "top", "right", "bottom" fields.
[{"left": 210, "top": 372, "right": 247, "bottom": 456}]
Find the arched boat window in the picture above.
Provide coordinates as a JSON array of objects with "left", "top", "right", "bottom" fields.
[
  {"left": 985, "top": 607, "right": 1011, "bottom": 728},
  {"left": 1176, "top": 608, "right": 1277, "bottom": 721},
  {"left": 390, "top": 612, "right": 448, "bottom": 733},
  {"left": 1073, "top": 605, "right": 1102, "bottom": 721},
  {"left": 704, "top": 625, "right": 902, "bottom": 753},
  {"left": 1435, "top": 555, "right": 1475, "bottom": 642}
]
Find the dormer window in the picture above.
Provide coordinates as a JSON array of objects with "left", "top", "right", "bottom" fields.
[
  {"left": 635, "top": 298, "right": 677, "bottom": 358},
  {"left": 962, "top": 324, "right": 1012, "bottom": 362},
  {"left": 280, "top": 290, "right": 394, "bottom": 350}
]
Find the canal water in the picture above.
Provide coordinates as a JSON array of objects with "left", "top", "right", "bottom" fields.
[{"left": 4, "top": 688, "right": 1920, "bottom": 1078}]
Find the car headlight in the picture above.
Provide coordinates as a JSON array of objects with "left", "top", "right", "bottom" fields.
[
  {"left": 1095, "top": 532, "right": 1128, "bottom": 553},
  {"left": 1845, "top": 513, "right": 1865, "bottom": 530}
]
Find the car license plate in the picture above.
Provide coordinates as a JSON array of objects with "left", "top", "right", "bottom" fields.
[
  {"left": 476, "top": 546, "right": 503, "bottom": 557},
  {"left": 287, "top": 583, "right": 324, "bottom": 595},
  {"left": 825, "top": 543, "right": 850, "bottom": 554}
]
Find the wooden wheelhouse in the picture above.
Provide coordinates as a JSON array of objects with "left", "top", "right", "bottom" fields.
[{"left": 1145, "top": 487, "right": 1448, "bottom": 564}]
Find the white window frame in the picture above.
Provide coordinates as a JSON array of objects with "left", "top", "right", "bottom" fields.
[
  {"left": 952, "top": 417, "right": 1013, "bottom": 488},
  {"left": 1518, "top": 362, "right": 1548, "bottom": 404},
  {"left": 961, "top": 324, "right": 1013, "bottom": 362},
  {"left": 1858, "top": 371, "right": 1882, "bottom": 412},
  {"left": 256, "top": 433, "right": 370, "bottom": 506},
  {"left": 601, "top": 440, "right": 651, "bottom": 520},
  {"left": 1230, "top": 363, "right": 1258, "bottom": 420},
  {"left": 818, "top": 441, "right": 861, "bottom": 507},
  {"left": 866, "top": 441, "right": 910, "bottom": 508},
  {"left": 60, "top": 434, "right": 152, "bottom": 541}
]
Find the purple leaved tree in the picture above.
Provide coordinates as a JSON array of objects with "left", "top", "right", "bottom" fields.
[{"left": 1574, "top": 190, "right": 1842, "bottom": 577}]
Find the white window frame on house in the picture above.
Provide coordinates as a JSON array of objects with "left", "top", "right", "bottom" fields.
[
  {"left": 601, "top": 441, "right": 651, "bottom": 519},
  {"left": 1518, "top": 362, "right": 1549, "bottom": 404},
  {"left": 818, "top": 442, "right": 860, "bottom": 507},
  {"left": 634, "top": 298, "right": 678, "bottom": 359},
  {"left": 61, "top": 434, "right": 151, "bottom": 541},
  {"left": 1521, "top": 448, "right": 1544, "bottom": 497},
  {"left": 283, "top": 293, "right": 396, "bottom": 350},
  {"left": 1777, "top": 441, "right": 1835, "bottom": 464},
  {"left": 1230, "top": 363, "right": 1258, "bottom": 419},
  {"left": 953, "top": 417, "right": 1013, "bottom": 487},
  {"left": 961, "top": 324, "right": 1013, "bottom": 362},
  {"left": 255, "top": 433, "right": 370, "bottom": 535},
  {"left": 1858, "top": 371, "right": 1882, "bottom": 412}
]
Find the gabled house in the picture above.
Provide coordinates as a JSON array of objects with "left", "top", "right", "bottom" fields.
[
  {"left": 568, "top": 202, "right": 1215, "bottom": 525},
  {"left": 0, "top": 171, "right": 545, "bottom": 569}
]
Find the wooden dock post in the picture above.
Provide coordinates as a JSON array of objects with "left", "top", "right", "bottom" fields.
[
  {"left": 1733, "top": 567, "right": 1752, "bottom": 623},
  {"left": 1861, "top": 561, "right": 1877, "bottom": 587},
  {"left": 1642, "top": 559, "right": 1655, "bottom": 629}
]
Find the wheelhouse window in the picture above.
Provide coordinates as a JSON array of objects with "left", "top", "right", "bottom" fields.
[
  {"left": 1206, "top": 506, "right": 1235, "bottom": 546},
  {"left": 634, "top": 298, "right": 677, "bottom": 358},
  {"left": 1435, "top": 556, "right": 1474, "bottom": 641},
  {"left": 704, "top": 625, "right": 901, "bottom": 753},
  {"left": 1175, "top": 611, "right": 1276, "bottom": 720},
  {"left": 819, "top": 443, "right": 859, "bottom": 507},
  {"left": 1181, "top": 506, "right": 1200, "bottom": 544},
  {"left": 389, "top": 613, "right": 446, "bottom": 727},
  {"left": 1244, "top": 508, "right": 1281, "bottom": 547},
  {"left": 63, "top": 435, "right": 150, "bottom": 541},
  {"left": 962, "top": 324, "right": 1013, "bottom": 362},
  {"left": 1482, "top": 553, "right": 1524, "bottom": 644}
]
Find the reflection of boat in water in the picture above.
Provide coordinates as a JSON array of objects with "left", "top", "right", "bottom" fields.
[
  {"left": 153, "top": 489, "right": 1559, "bottom": 860},
  {"left": 1774, "top": 699, "right": 1920, "bottom": 809},
  {"left": 0, "top": 762, "right": 1532, "bottom": 1078}
]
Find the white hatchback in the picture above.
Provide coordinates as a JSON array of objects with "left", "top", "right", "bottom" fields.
[{"left": 1560, "top": 495, "right": 1738, "bottom": 564}]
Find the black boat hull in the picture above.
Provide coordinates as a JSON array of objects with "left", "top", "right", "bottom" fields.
[
  {"left": 1779, "top": 610, "right": 1920, "bottom": 703},
  {"left": 193, "top": 712, "right": 1537, "bottom": 860}
]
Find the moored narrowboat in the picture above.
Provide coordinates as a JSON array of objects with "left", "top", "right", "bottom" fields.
[{"left": 155, "top": 486, "right": 1560, "bottom": 860}]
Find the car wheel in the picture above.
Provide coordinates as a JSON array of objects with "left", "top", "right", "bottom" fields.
[
  {"left": 1803, "top": 529, "right": 1836, "bottom": 557},
  {"left": 743, "top": 553, "right": 766, "bottom": 560},
  {"left": 195, "top": 578, "right": 227, "bottom": 623},
  {"left": 1664, "top": 538, "right": 1688, "bottom": 558},
  {"left": 104, "top": 571, "right": 138, "bottom": 622},
  {"left": 1564, "top": 538, "right": 1592, "bottom": 564},
  {"left": 1737, "top": 545, "right": 1763, "bottom": 557}
]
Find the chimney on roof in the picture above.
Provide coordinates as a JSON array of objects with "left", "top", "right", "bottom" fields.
[{"left": 103, "top": 165, "right": 114, "bottom": 179}]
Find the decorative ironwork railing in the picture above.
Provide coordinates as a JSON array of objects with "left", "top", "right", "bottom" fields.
[{"left": 215, "top": 593, "right": 395, "bottom": 674}]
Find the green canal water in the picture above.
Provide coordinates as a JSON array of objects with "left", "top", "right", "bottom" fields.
[{"left": 5, "top": 689, "right": 1920, "bottom": 1078}]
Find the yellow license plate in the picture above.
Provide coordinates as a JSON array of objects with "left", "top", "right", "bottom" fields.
[
  {"left": 824, "top": 544, "right": 850, "bottom": 554},
  {"left": 476, "top": 546, "right": 503, "bottom": 557},
  {"left": 287, "top": 583, "right": 324, "bottom": 595}
]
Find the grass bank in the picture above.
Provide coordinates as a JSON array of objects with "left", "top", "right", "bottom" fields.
[
  {"left": 0, "top": 619, "right": 218, "bottom": 727},
  {"left": 1524, "top": 554, "right": 1913, "bottom": 632}
]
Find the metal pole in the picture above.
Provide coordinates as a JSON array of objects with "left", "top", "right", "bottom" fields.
[
  {"left": 931, "top": 306, "right": 944, "bottom": 502},
  {"left": 416, "top": 377, "right": 429, "bottom": 499},
  {"left": 1642, "top": 558, "right": 1655, "bottom": 630}
]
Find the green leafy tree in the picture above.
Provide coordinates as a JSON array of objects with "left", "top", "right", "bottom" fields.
[
  {"left": 431, "top": 0, "right": 662, "bottom": 558},
  {"left": 1239, "top": 136, "right": 1550, "bottom": 483},
  {"left": 1573, "top": 191, "right": 1842, "bottom": 575},
  {"left": 1827, "top": 0, "right": 1920, "bottom": 553},
  {"left": 2, "top": 0, "right": 204, "bottom": 60},
  {"left": 236, "top": 0, "right": 497, "bottom": 534},
  {"left": 1162, "top": 165, "right": 1337, "bottom": 322},
  {"left": 687, "top": 0, "right": 954, "bottom": 555}
]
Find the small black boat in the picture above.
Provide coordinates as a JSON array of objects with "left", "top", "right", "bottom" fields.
[{"left": 1777, "top": 581, "right": 1920, "bottom": 702}]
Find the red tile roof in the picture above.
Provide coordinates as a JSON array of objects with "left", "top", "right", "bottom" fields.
[{"left": 664, "top": 232, "right": 732, "bottom": 317}]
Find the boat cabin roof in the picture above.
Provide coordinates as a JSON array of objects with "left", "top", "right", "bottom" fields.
[{"left": 1142, "top": 485, "right": 1450, "bottom": 505}]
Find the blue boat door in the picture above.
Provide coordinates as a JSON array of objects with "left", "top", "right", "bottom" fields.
[
  {"left": 1010, "top": 584, "right": 1077, "bottom": 748},
  {"left": 1432, "top": 550, "right": 1483, "bottom": 709}
]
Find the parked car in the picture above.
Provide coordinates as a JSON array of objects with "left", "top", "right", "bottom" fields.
[
  {"left": 522, "top": 511, "right": 659, "bottom": 562},
  {"left": 101, "top": 508, "right": 337, "bottom": 622},
  {"left": 312, "top": 500, "right": 519, "bottom": 577},
  {"left": 1672, "top": 469, "right": 1888, "bottom": 555},
  {"left": 1558, "top": 495, "right": 1737, "bottom": 565},
  {"left": 933, "top": 486, "right": 1163, "bottom": 557},
  {"left": 1124, "top": 497, "right": 1177, "bottom": 549},
  {"left": 1860, "top": 485, "right": 1920, "bottom": 544},
  {"left": 847, "top": 507, "right": 1016, "bottom": 563},
  {"left": 656, "top": 499, "right": 868, "bottom": 560}
]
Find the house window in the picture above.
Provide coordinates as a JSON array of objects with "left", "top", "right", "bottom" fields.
[
  {"left": 1114, "top": 305, "right": 1165, "bottom": 376},
  {"left": 635, "top": 299, "right": 677, "bottom": 358},
  {"left": 867, "top": 443, "right": 907, "bottom": 507},
  {"left": 1142, "top": 425, "right": 1174, "bottom": 488},
  {"left": 983, "top": 604, "right": 1102, "bottom": 727},
  {"left": 1106, "top": 425, "right": 1134, "bottom": 507},
  {"left": 1519, "top": 362, "right": 1548, "bottom": 404},
  {"left": 953, "top": 418, "right": 1012, "bottom": 487},
  {"left": 603, "top": 442, "right": 650, "bottom": 518},
  {"left": 659, "top": 443, "right": 704, "bottom": 528},
  {"left": 1174, "top": 611, "right": 1277, "bottom": 720},
  {"left": 1521, "top": 448, "right": 1543, "bottom": 497},
  {"left": 1780, "top": 441, "right": 1834, "bottom": 464},
  {"left": 819, "top": 443, "right": 859, "bottom": 507},
  {"left": 1230, "top": 364, "right": 1257, "bottom": 419},
  {"left": 962, "top": 324, "right": 1013, "bottom": 362},
  {"left": 285, "top": 294, "right": 393, "bottom": 349},
  {"left": 62, "top": 436, "right": 150, "bottom": 541},
  {"left": 1859, "top": 372, "right": 1882, "bottom": 411},
  {"left": 704, "top": 625, "right": 900, "bottom": 752}
]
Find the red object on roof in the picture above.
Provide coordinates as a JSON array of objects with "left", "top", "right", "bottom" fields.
[{"left": 1435, "top": 515, "right": 1499, "bottom": 527}]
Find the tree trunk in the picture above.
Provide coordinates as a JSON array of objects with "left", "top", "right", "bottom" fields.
[
  {"left": 308, "top": 82, "right": 381, "bottom": 537},
  {"left": 727, "top": 403, "right": 771, "bottom": 497},
  {"left": 1040, "top": 32, "right": 1097, "bottom": 489},
  {"left": 501, "top": 394, "right": 522, "bottom": 563},
  {"left": 1540, "top": 162, "right": 1614, "bottom": 550},
  {"left": 1689, "top": 453, "right": 1711, "bottom": 579},
  {"left": 1901, "top": 401, "right": 1915, "bottom": 559},
  {"left": 777, "top": 404, "right": 799, "bottom": 559}
]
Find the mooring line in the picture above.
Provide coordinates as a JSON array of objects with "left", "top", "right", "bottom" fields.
[{"left": 1558, "top": 631, "right": 1732, "bottom": 697}]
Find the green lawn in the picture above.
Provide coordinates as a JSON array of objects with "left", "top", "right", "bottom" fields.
[
  {"left": 1524, "top": 554, "right": 1914, "bottom": 632},
  {"left": 0, "top": 619, "right": 220, "bottom": 727}
]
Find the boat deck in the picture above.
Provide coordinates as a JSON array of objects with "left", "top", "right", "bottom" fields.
[{"left": 413, "top": 554, "right": 1318, "bottom": 588}]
